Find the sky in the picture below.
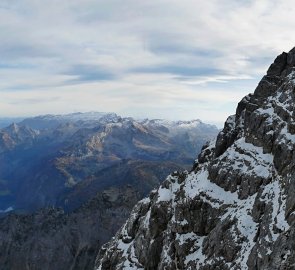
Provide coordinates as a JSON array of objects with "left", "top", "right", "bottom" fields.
[{"left": 1, "top": 0, "right": 295, "bottom": 127}]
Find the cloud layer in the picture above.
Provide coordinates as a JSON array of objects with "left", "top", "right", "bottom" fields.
[{"left": 0, "top": 0, "right": 295, "bottom": 126}]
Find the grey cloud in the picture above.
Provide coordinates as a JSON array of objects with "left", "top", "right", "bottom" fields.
[
  {"left": 65, "top": 64, "right": 116, "bottom": 83},
  {"left": 0, "top": 43, "right": 56, "bottom": 61},
  {"left": 144, "top": 31, "right": 221, "bottom": 57},
  {"left": 7, "top": 96, "right": 60, "bottom": 105},
  {"left": 132, "top": 65, "right": 223, "bottom": 77},
  {"left": 149, "top": 43, "right": 222, "bottom": 58}
]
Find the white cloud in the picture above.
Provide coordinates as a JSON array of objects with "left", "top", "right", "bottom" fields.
[{"left": 0, "top": 0, "right": 295, "bottom": 126}]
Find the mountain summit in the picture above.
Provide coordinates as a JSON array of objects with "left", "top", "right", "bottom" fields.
[{"left": 95, "top": 48, "right": 295, "bottom": 269}]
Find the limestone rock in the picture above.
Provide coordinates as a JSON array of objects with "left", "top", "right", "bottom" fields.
[{"left": 95, "top": 47, "right": 295, "bottom": 269}]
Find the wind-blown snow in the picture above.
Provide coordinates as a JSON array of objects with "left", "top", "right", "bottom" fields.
[{"left": 183, "top": 169, "right": 238, "bottom": 206}]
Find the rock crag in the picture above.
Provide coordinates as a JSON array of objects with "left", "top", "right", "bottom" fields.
[{"left": 95, "top": 48, "right": 295, "bottom": 269}]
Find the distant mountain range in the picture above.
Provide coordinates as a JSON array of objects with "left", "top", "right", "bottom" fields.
[
  {"left": 0, "top": 112, "right": 218, "bottom": 270},
  {"left": 0, "top": 112, "right": 218, "bottom": 213}
]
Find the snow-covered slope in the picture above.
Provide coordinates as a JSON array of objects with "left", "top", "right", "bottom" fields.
[{"left": 95, "top": 48, "right": 295, "bottom": 269}]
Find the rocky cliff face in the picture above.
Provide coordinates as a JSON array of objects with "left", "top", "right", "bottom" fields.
[{"left": 95, "top": 48, "right": 295, "bottom": 270}]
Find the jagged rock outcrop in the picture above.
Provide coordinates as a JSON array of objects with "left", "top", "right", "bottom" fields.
[{"left": 95, "top": 48, "right": 295, "bottom": 269}]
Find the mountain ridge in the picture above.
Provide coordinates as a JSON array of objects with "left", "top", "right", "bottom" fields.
[
  {"left": 0, "top": 113, "right": 218, "bottom": 270},
  {"left": 0, "top": 113, "right": 218, "bottom": 213},
  {"left": 95, "top": 48, "right": 295, "bottom": 269}
]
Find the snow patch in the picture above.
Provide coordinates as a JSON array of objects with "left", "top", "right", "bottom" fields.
[
  {"left": 183, "top": 169, "right": 238, "bottom": 206},
  {"left": 0, "top": 206, "right": 13, "bottom": 213}
]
